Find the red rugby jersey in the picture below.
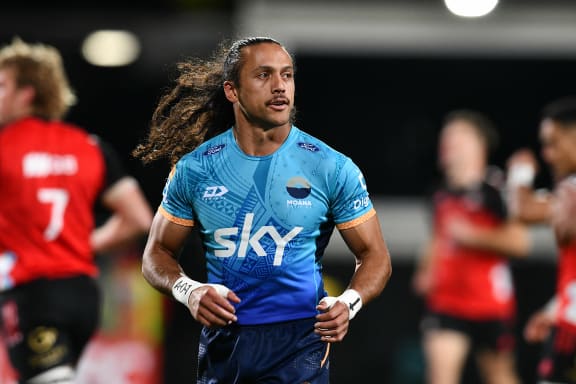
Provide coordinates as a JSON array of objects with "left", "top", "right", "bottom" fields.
[
  {"left": 0, "top": 117, "right": 116, "bottom": 289},
  {"left": 426, "top": 182, "right": 515, "bottom": 320},
  {"left": 555, "top": 175, "right": 576, "bottom": 334},
  {"left": 556, "top": 241, "right": 576, "bottom": 331}
]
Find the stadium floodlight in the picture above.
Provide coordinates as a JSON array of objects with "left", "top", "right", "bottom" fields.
[
  {"left": 82, "top": 30, "right": 141, "bottom": 67},
  {"left": 444, "top": 0, "right": 499, "bottom": 17}
]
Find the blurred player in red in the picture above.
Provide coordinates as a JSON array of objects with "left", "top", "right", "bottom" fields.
[
  {"left": 412, "top": 109, "right": 530, "bottom": 384},
  {"left": 507, "top": 96, "right": 576, "bottom": 384},
  {"left": 0, "top": 37, "right": 153, "bottom": 383}
]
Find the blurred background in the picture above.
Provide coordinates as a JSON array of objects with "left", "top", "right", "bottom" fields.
[{"left": 2, "top": 0, "right": 576, "bottom": 382}]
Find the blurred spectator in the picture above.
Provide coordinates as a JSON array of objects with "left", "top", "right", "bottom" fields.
[{"left": 412, "top": 109, "right": 530, "bottom": 384}]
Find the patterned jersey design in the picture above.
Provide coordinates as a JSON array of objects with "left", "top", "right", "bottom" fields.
[{"left": 160, "top": 126, "right": 375, "bottom": 325}]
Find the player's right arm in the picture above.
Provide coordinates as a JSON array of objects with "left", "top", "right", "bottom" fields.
[
  {"left": 142, "top": 210, "right": 240, "bottom": 327},
  {"left": 92, "top": 176, "right": 153, "bottom": 253}
]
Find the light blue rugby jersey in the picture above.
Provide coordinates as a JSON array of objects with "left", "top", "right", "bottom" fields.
[{"left": 160, "top": 125, "right": 376, "bottom": 325}]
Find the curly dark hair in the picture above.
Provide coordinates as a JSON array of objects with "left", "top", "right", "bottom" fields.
[{"left": 133, "top": 36, "right": 291, "bottom": 166}]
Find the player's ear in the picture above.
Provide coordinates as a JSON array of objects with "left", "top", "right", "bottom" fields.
[
  {"left": 223, "top": 81, "right": 238, "bottom": 103},
  {"left": 18, "top": 84, "right": 36, "bottom": 106}
]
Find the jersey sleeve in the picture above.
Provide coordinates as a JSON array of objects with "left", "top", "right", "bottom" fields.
[
  {"left": 92, "top": 135, "right": 127, "bottom": 189},
  {"left": 482, "top": 182, "right": 507, "bottom": 220},
  {"left": 331, "top": 157, "right": 375, "bottom": 230},
  {"left": 91, "top": 136, "right": 130, "bottom": 225},
  {"left": 159, "top": 158, "right": 195, "bottom": 226}
]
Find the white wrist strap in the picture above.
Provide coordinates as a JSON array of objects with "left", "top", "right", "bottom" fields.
[
  {"left": 172, "top": 275, "right": 231, "bottom": 308},
  {"left": 544, "top": 296, "right": 559, "bottom": 317},
  {"left": 507, "top": 164, "right": 535, "bottom": 188},
  {"left": 172, "top": 275, "right": 203, "bottom": 307},
  {"left": 322, "top": 289, "right": 363, "bottom": 320}
]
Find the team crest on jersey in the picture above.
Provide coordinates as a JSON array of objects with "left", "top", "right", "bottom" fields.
[
  {"left": 286, "top": 176, "right": 312, "bottom": 207},
  {"left": 203, "top": 144, "right": 225, "bottom": 156},
  {"left": 297, "top": 142, "right": 319, "bottom": 152}
]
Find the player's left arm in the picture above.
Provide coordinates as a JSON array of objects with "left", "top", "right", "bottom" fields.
[
  {"left": 92, "top": 176, "right": 154, "bottom": 253},
  {"left": 315, "top": 213, "right": 392, "bottom": 342},
  {"left": 90, "top": 137, "right": 154, "bottom": 253}
]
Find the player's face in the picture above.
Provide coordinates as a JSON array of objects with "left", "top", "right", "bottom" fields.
[
  {"left": 227, "top": 42, "right": 295, "bottom": 130},
  {"left": 540, "top": 118, "right": 576, "bottom": 181},
  {"left": 0, "top": 67, "right": 25, "bottom": 126},
  {"left": 438, "top": 120, "right": 484, "bottom": 171}
]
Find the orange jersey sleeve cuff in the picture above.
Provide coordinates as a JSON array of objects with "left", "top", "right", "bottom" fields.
[
  {"left": 158, "top": 205, "right": 195, "bottom": 227},
  {"left": 336, "top": 208, "right": 376, "bottom": 230}
]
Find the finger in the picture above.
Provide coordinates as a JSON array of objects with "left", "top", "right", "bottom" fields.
[
  {"left": 318, "top": 296, "right": 337, "bottom": 310},
  {"left": 316, "top": 300, "right": 347, "bottom": 320},
  {"left": 315, "top": 311, "right": 348, "bottom": 332},
  {"left": 315, "top": 326, "right": 348, "bottom": 343},
  {"left": 196, "top": 310, "right": 231, "bottom": 328},
  {"left": 320, "top": 334, "right": 341, "bottom": 343},
  {"left": 198, "top": 299, "right": 238, "bottom": 324},
  {"left": 203, "top": 287, "right": 239, "bottom": 313},
  {"left": 226, "top": 290, "right": 242, "bottom": 304}
]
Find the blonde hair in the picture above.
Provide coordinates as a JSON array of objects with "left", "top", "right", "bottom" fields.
[{"left": 0, "top": 37, "right": 76, "bottom": 120}]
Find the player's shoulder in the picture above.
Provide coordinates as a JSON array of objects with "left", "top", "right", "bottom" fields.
[
  {"left": 190, "top": 130, "right": 229, "bottom": 157},
  {"left": 174, "top": 130, "right": 231, "bottom": 172},
  {"left": 45, "top": 119, "right": 87, "bottom": 134},
  {"left": 48, "top": 120, "right": 100, "bottom": 147},
  {"left": 289, "top": 126, "right": 351, "bottom": 167},
  {"left": 291, "top": 127, "right": 338, "bottom": 152},
  {"left": 4, "top": 117, "right": 85, "bottom": 136}
]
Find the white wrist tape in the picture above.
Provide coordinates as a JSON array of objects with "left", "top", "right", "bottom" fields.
[
  {"left": 544, "top": 296, "right": 559, "bottom": 317},
  {"left": 172, "top": 275, "right": 203, "bottom": 307},
  {"left": 172, "top": 275, "right": 231, "bottom": 308},
  {"left": 321, "top": 289, "right": 363, "bottom": 320},
  {"left": 206, "top": 283, "right": 231, "bottom": 298},
  {"left": 508, "top": 164, "right": 535, "bottom": 188}
]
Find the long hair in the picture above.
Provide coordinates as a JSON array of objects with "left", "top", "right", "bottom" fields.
[
  {"left": 133, "top": 36, "right": 288, "bottom": 166},
  {"left": 0, "top": 37, "right": 76, "bottom": 120}
]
